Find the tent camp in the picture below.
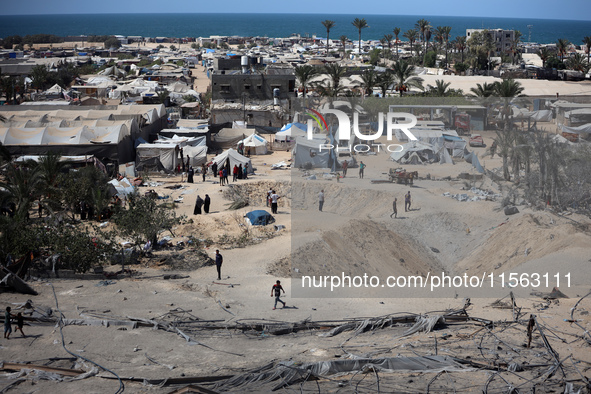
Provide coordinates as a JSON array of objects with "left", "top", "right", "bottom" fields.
[
  {"left": 237, "top": 133, "right": 269, "bottom": 155},
  {"left": 275, "top": 123, "right": 307, "bottom": 142},
  {"left": 212, "top": 128, "right": 249, "bottom": 149},
  {"left": 108, "top": 178, "right": 135, "bottom": 199},
  {"left": 390, "top": 141, "right": 438, "bottom": 164},
  {"left": 211, "top": 148, "right": 253, "bottom": 173},
  {"left": 245, "top": 210, "right": 274, "bottom": 226}
]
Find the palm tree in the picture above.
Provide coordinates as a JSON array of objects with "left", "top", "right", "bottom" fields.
[
  {"left": 383, "top": 34, "right": 393, "bottom": 59},
  {"left": 556, "top": 38, "right": 570, "bottom": 61},
  {"left": 294, "top": 65, "right": 319, "bottom": 99},
  {"left": 415, "top": 19, "right": 431, "bottom": 62},
  {"left": 376, "top": 71, "right": 395, "bottom": 97},
  {"left": 454, "top": 36, "right": 467, "bottom": 63},
  {"left": 536, "top": 47, "right": 553, "bottom": 68},
  {"left": 470, "top": 82, "right": 496, "bottom": 97},
  {"left": 582, "top": 36, "right": 591, "bottom": 64},
  {"left": 423, "top": 28, "right": 432, "bottom": 65},
  {"left": 36, "top": 153, "right": 68, "bottom": 215},
  {"left": 442, "top": 26, "right": 452, "bottom": 67},
  {"left": 314, "top": 63, "right": 348, "bottom": 97},
  {"left": 427, "top": 79, "right": 451, "bottom": 96},
  {"left": 403, "top": 29, "right": 419, "bottom": 56},
  {"left": 566, "top": 53, "right": 589, "bottom": 72},
  {"left": 321, "top": 20, "right": 336, "bottom": 55},
  {"left": 435, "top": 26, "right": 446, "bottom": 52},
  {"left": 351, "top": 18, "right": 369, "bottom": 57},
  {"left": 393, "top": 27, "right": 401, "bottom": 59},
  {"left": 340, "top": 35, "right": 348, "bottom": 59},
  {"left": 2, "top": 164, "right": 42, "bottom": 220},
  {"left": 360, "top": 67, "right": 378, "bottom": 96},
  {"left": 493, "top": 79, "right": 525, "bottom": 181},
  {"left": 391, "top": 60, "right": 424, "bottom": 96}
]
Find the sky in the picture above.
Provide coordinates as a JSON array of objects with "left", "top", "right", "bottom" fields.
[{"left": 1, "top": 0, "right": 591, "bottom": 21}]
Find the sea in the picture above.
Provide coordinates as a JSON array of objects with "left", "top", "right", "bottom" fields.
[{"left": 0, "top": 13, "right": 590, "bottom": 45}]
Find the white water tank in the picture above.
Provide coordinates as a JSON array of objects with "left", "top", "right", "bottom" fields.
[
  {"left": 241, "top": 56, "right": 249, "bottom": 73},
  {"left": 273, "top": 88, "right": 280, "bottom": 105}
]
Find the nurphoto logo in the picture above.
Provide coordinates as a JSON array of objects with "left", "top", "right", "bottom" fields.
[{"left": 305, "top": 108, "right": 419, "bottom": 153}]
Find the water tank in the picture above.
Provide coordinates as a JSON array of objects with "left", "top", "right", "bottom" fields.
[
  {"left": 241, "top": 56, "right": 249, "bottom": 73},
  {"left": 273, "top": 88, "right": 280, "bottom": 105}
]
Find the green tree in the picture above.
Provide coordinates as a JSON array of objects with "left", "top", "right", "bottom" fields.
[
  {"left": 314, "top": 63, "right": 348, "bottom": 97},
  {"left": 30, "top": 64, "right": 49, "bottom": 91},
  {"left": 470, "top": 82, "right": 496, "bottom": 97},
  {"left": 322, "top": 20, "right": 336, "bottom": 55},
  {"left": 1, "top": 163, "right": 42, "bottom": 220},
  {"left": 536, "top": 47, "right": 554, "bottom": 68},
  {"left": 415, "top": 19, "right": 431, "bottom": 64},
  {"left": 376, "top": 70, "right": 395, "bottom": 97},
  {"left": 383, "top": 34, "right": 393, "bottom": 59},
  {"left": 393, "top": 27, "right": 401, "bottom": 59},
  {"left": 294, "top": 64, "right": 319, "bottom": 99},
  {"left": 426, "top": 79, "right": 451, "bottom": 96},
  {"left": 104, "top": 36, "right": 121, "bottom": 49},
  {"left": 467, "top": 30, "right": 494, "bottom": 71},
  {"left": 566, "top": 53, "right": 589, "bottom": 72},
  {"left": 556, "top": 38, "right": 570, "bottom": 61},
  {"left": 351, "top": 18, "right": 369, "bottom": 56},
  {"left": 403, "top": 29, "right": 418, "bottom": 50},
  {"left": 113, "top": 193, "right": 183, "bottom": 247},
  {"left": 360, "top": 67, "right": 378, "bottom": 96},
  {"left": 453, "top": 35, "right": 467, "bottom": 63},
  {"left": 391, "top": 59, "right": 424, "bottom": 96}
]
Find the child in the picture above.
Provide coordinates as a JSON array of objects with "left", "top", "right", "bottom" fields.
[
  {"left": 271, "top": 280, "right": 286, "bottom": 310},
  {"left": 15, "top": 312, "right": 25, "bottom": 337}
]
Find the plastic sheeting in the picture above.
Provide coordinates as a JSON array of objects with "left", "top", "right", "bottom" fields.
[
  {"left": 211, "top": 148, "right": 253, "bottom": 173},
  {"left": 464, "top": 151, "right": 485, "bottom": 174},
  {"left": 216, "top": 356, "right": 470, "bottom": 391}
]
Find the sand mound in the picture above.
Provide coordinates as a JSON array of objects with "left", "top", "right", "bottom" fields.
[
  {"left": 457, "top": 212, "right": 591, "bottom": 275},
  {"left": 291, "top": 219, "right": 443, "bottom": 279}
]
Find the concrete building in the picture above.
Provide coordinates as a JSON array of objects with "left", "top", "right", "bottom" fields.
[
  {"left": 210, "top": 67, "right": 296, "bottom": 101},
  {"left": 466, "top": 29, "right": 515, "bottom": 54}
]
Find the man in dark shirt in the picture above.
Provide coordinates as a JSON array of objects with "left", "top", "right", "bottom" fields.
[
  {"left": 271, "top": 280, "right": 286, "bottom": 310},
  {"left": 215, "top": 250, "right": 223, "bottom": 280}
]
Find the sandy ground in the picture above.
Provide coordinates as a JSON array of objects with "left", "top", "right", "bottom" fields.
[{"left": 2, "top": 126, "right": 591, "bottom": 392}]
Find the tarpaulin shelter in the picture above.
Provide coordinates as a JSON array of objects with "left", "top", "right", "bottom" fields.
[
  {"left": 211, "top": 148, "right": 253, "bottom": 173},
  {"left": 245, "top": 210, "right": 274, "bottom": 226},
  {"left": 390, "top": 141, "right": 438, "bottom": 164},
  {"left": 108, "top": 178, "right": 135, "bottom": 199},
  {"left": 136, "top": 143, "right": 180, "bottom": 171}
]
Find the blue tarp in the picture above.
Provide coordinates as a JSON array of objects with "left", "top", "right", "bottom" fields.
[
  {"left": 245, "top": 210, "right": 274, "bottom": 226},
  {"left": 280, "top": 122, "right": 307, "bottom": 132}
]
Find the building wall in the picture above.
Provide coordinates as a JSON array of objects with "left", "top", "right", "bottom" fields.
[
  {"left": 466, "top": 29, "right": 515, "bottom": 54},
  {"left": 211, "top": 73, "right": 296, "bottom": 101}
]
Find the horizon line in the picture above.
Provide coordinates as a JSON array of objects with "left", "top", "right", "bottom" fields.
[{"left": 1, "top": 12, "right": 590, "bottom": 22}]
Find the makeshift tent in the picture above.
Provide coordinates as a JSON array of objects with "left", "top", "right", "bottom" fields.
[
  {"left": 245, "top": 210, "right": 274, "bottom": 226},
  {"left": 292, "top": 137, "right": 334, "bottom": 169},
  {"left": 212, "top": 128, "right": 249, "bottom": 149},
  {"left": 276, "top": 123, "right": 307, "bottom": 142},
  {"left": 184, "top": 145, "right": 208, "bottom": 166},
  {"left": 136, "top": 143, "right": 180, "bottom": 171},
  {"left": 390, "top": 141, "right": 438, "bottom": 164},
  {"left": 464, "top": 151, "right": 485, "bottom": 173},
  {"left": 154, "top": 134, "right": 206, "bottom": 147},
  {"left": 211, "top": 148, "right": 253, "bottom": 173},
  {"left": 108, "top": 178, "right": 135, "bottom": 199},
  {"left": 237, "top": 133, "right": 269, "bottom": 155}
]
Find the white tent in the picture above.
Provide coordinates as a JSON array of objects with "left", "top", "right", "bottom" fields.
[
  {"left": 108, "top": 178, "right": 135, "bottom": 199},
  {"left": 390, "top": 141, "right": 438, "bottom": 164},
  {"left": 184, "top": 145, "right": 208, "bottom": 167},
  {"left": 275, "top": 123, "right": 307, "bottom": 142},
  {"left": 292, "top": 137, "right": 332, "bottom": 169},
  {"left": 237, "top": 133, "right": 268, "bottom": 155},
  {"left": 136, "top": 143, "right": 180, "bottom": 170},
  {"left": 211, "top": 148, "right": 253, "bottom": 173}
]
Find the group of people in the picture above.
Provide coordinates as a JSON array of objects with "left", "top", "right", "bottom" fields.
[
  {"left": 193, "top": 194, "right": 211, "bottom": 215},
  {"left": 232, "top": 163, "right": 249, "bottom": 182}
]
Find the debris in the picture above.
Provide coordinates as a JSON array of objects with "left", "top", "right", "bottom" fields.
[{"left": 504, "top": 206, "right": 519, "bottom": 215}]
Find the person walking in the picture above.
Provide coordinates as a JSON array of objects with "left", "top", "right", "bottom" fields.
[
  {"left": 215, "top": 250, "right": 223, "bottom": 280},
  {"left": 405, "top": 191, "right": 412, "bottom": 212},
  {"left": 219, "top": 169, "right": 224, "bottom": 186},
  {"left": 201, "top": 163, "right": 207, "bottom": 182},
  {"left": 270, "top": 190, "right": 280, "bottom": 214},
  {"left": 243, "top": 163, "right": 248, "bottom": 179},
  {"left": 267, "top": 188, "right": 273, "bottom": 207},
  {"left": 271, "top": 280, "right": 286, "bottom": 310},
  {"left": 359, "top": 161, "right": 366, "bottom": 179},
  {"left": 180, "top": 148, "right": 185, "bottom": 172},
  {"left": 238, "top": 164, "right": 243, "bottom": 180},
  {"left": 390, "top": 197, "right": 398, "bottom": 218},
  {"left": 223, "top": 167, "right": 228, "bottom": 185},
  {"left": 204, "top": 194, "right": 211, "bottom": 214},
  {"left": 4, "top": 307, "right": 13, "bottom": 339},
  {"left": 212, "top": 162, "right": 218, "bottom": 178},
  {"left": 342, "top": 160, "right": 348, "bottom": 177},
  {"left": 194, "top": 195, "right": 204, "bottom": 215},
  {"left": 318, "top": 189, "right": 325, "bottom": 212},
  {"left": 233, "top": 165, "right": 238, "bottom": 182},
  {"left": 187, "top": 166, "right": 194, "bottom": 183}
]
